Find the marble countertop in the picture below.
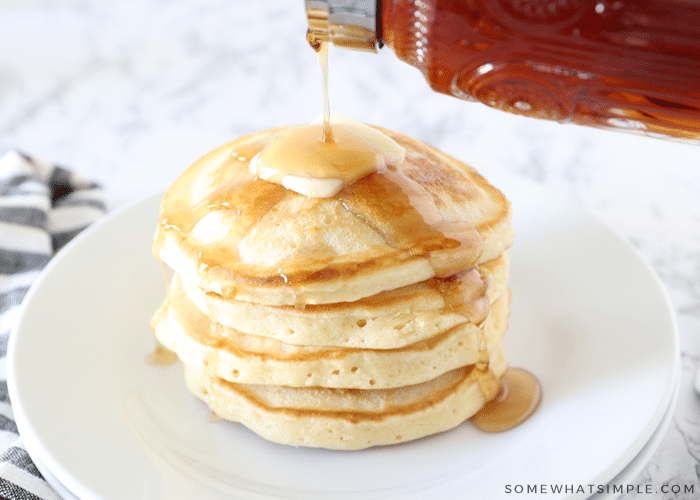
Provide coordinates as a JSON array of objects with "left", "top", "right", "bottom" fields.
[{"left": 1, "top": 0, "right": 699, "bottom": 498}]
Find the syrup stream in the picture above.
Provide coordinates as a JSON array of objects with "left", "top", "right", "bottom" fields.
[
  {"left": 318, "top": 41, "right": 333, "bottom": 143},
  {"left": 308, "top": 31, "right": 333, "bottom": 143}
]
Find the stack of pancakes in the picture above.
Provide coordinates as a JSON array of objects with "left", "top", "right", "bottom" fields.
[{"left": 151, "top": 125, "right": 515, "bottom": 450}]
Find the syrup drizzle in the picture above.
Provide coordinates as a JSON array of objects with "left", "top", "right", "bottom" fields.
[
  {"left": 317, "top": 40, "right": 333, "bottom": 143},
  {"left": 146, "top": 262, "right": 178, "bottom": 366},
  {"left": 307, "top": 30, "right": 333, "bottom": 143}
]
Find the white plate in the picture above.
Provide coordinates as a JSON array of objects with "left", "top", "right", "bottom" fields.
[
  {"left": 588, "top": 359, "right": 679, "bottom": 500},
  {"left": 29, "top": 361, "right": 681, "bottom": 500},
  {"left": 29, "top": 368, "right": 681, "bottom": 500},
  {"left": 8, "top": 177, "right": 679, "bottom": 500}
]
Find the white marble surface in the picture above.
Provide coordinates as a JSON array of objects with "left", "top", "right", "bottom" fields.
[{"left": 1, "top": 0, "right": 699, "bottom": 498}]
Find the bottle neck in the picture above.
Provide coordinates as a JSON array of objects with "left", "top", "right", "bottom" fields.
[{"left": 305, "top": 0, "right": 379, "bottom": 52}]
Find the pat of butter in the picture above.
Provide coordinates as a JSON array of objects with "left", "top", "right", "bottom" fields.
[{"left": 249, "top": 115, "right": 405, "bottom": 198}]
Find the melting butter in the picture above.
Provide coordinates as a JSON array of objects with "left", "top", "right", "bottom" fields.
[
  {"left": 310, "top": 114, "right": 406, "bottom": 167},
  {"left": 249, "top": 115, "right": 406, "bottom": 198}
]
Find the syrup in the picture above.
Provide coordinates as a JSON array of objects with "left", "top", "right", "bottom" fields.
[
  {"left": 160, "top": 261, "right": 170, "bottom": 297},
  {"left": 315, "top": 37, "right": 333, "bottom": 142},
  {"left": 146, "top": 263, "right": 178, "bottom": 366},
  {"left": 146, "top": 343, "right": 179, "bottom": 366},
  {"left": 471, "top": 367, "right": 543, "bottom": 433},
  {"left": 256, "top": 123, "right": 383, "bottom": 184},
  {"left": 337, "top": 170, "right": 478, "bottom": 264},
  {"left": 434, "top": 267, "right": 490, "bottom": 326}
]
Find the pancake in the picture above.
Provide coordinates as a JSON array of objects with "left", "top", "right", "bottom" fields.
[
  {"left": 153, "top": 126, "right": 514, "bottom": 307},
  {"left": 152, "top": 281, "right": 510, "bottom": 389},
  {"left": 184, "top": 342, "right": 508, "bottom": 450},
  {"left": 179, "top": 252, "right": 509, "bottom": 349},
  {"left": 150, "top": 119, "right": 518, "bottom": 449}
]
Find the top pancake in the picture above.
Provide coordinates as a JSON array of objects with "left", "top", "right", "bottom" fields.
[{"left": 153, "top": 126, "right": 514, "bottom": 306}]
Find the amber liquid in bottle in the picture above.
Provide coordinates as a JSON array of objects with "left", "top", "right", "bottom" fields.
[{"left": 381, "top": 0, "right": 700, "bottom": 141}]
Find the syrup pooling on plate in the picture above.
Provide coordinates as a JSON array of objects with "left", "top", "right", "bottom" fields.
[{"left": 471, "top": 367, "right": 543, "bottom": 433}]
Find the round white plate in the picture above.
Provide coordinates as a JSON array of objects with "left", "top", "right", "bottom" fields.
[{"left": 8, "top": 177, "right": 679, "bottom": 500}]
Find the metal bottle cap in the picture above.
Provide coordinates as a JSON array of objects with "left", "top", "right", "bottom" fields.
[{"left": 305, "top": 0, "right": 378, "bottom": 52}]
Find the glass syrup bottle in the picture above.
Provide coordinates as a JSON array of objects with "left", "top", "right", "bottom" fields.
[{"left": 306, "top": 0, "right": 700, "bottom": 142}]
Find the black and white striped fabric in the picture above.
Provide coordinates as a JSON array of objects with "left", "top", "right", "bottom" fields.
[{"left": 0, "top": 151, "right": 106, "bottom": 500}]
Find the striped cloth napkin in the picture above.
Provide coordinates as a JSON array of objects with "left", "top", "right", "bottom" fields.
[{"left": 0, "top": 151, "right": 106, "bottom": 500}]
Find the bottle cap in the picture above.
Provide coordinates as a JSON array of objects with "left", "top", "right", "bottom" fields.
[{"left": 305, "top": 0, "right": 378, "bottom": 52}]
